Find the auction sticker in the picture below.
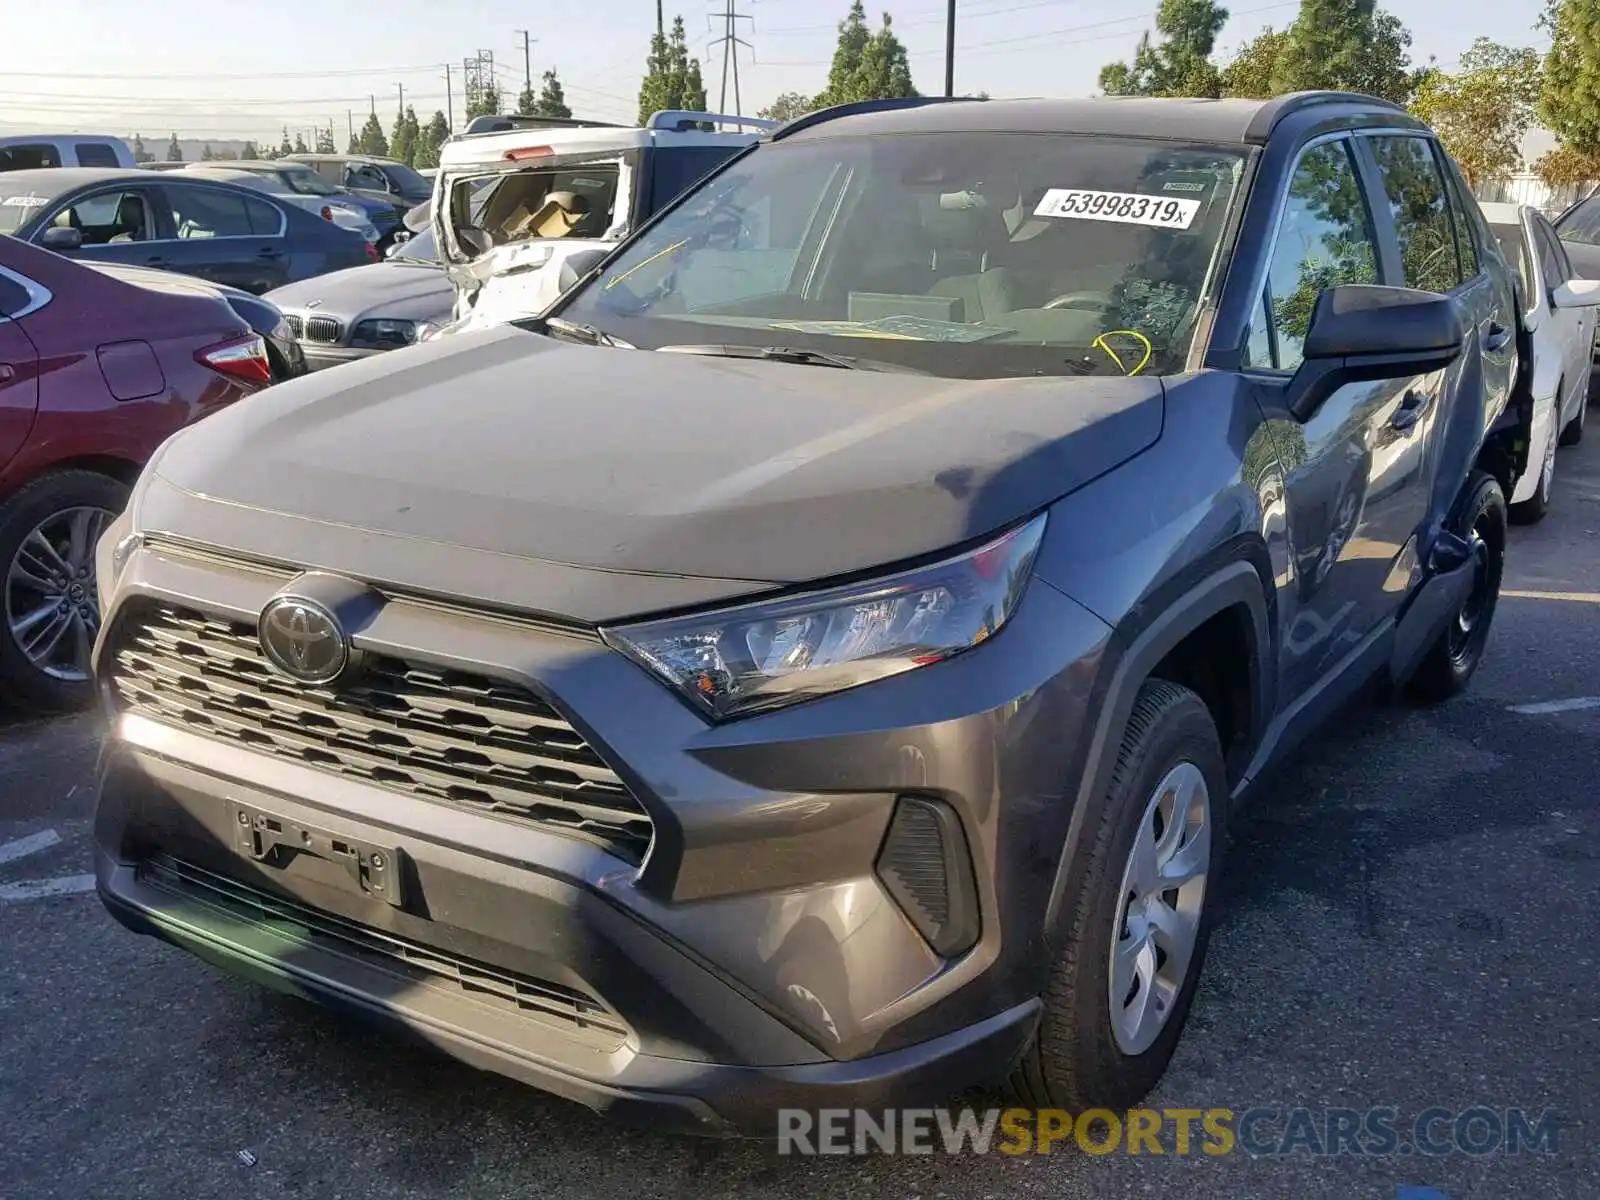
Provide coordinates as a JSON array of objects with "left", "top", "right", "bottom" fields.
[
  {"left": 1034, "top": 189, "right": 1200, "bottom": 229},
  {"left": 1, "top": 194, "right": 46, "bottom": 207}
]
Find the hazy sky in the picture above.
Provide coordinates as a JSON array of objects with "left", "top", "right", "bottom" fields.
[{"left": 0, "top": 0, "right": 1550, "bottom": 144}]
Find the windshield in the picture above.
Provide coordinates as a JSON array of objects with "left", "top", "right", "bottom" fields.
[
  {"left": 384, "top": 162, "right": 433, "bottom": 201},
  {"left": 1555, "top": 195, "right": 1600, "bottom": 246},
  {"left": 557, "top": 133, "right": 1246, "bottom": 379},
  {"left": 0, "top": 176, "right": 65, "bottom": 234},
  {"left": 446, "top": 160, "right": 622, "bottom": 259},
  {"left": 279, "top": 167, "right": 344, "bottom": 197}
]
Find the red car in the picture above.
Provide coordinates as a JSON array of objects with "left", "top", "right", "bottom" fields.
[{"left": 0, "top": 234, "right": 269, "bottom": 710}]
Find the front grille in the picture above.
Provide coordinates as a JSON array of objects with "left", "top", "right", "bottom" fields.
[
  {"left": 283, "top": 313, "right": 303, "bottom": 337},
  {"left": 139, "top": 856, "right": 630, "bottom": 1050},
  {"left": 303, "top": 316, "right": 342, "bottom": 344},
  {"left": 108, "top": 604, "right": 653, "bottom": 860}
]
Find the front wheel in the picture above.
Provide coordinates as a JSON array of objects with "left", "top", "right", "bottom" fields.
[
  {"left": 1407, "top": 471, "right": 1507, "bottom": 704},
  {"left": 1010, "top": 681, "right": 1226, "bottom": 1111}
]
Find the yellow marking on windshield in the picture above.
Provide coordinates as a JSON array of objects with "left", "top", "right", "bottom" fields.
[
  {"left": 604, "top": 239, "right": 689, "bottom": 290},
  {"left": 1092, "top": 329, "right": 1154, "bottom": 376}
]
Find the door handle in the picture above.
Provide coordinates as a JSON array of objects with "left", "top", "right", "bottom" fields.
[
  {"left": 258, "top": 246, "right": 283, "bottom": 260},
  {"left": 144, "top": 255, "right": 167, "bottom": 266},
  {"left": 1485, "top": 321, "right": 1512, "bottom": 352},
  {"left": 1390, "top": 390, "right": 1431, "bottom": 433}
]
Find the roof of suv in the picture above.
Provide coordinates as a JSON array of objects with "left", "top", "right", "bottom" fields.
[{"left": 775, "top": 92, "right": 1423, "bottom": 146}]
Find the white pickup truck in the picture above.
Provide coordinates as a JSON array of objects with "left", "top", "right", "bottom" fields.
[{"left": 419, "top": 110, "right": 774, "bottom": 335}]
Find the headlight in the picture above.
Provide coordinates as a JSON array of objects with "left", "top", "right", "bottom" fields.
[
  {"left": 350, "top": 318, "right": 422, "bottom": 349},
  {"left": 604, "top": 513, "right": 1047, "bottom": 720}
]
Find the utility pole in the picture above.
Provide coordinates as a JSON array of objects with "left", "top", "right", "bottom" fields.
[
  {"left": 944, "top": 0, "right": 956, "bottom": 97},
  {"left": 346, "top": 109, "right": 353, "bottom": 147},
  {"left": 709, "top": 0, "right": 752, "bottom": 116},
  {"left": 657, "top": 0, "right": 663, "bottom": 36},
  {"left": 397, "top": 82, "right": 404, "bottom": 121},
  {"left": 515, "top": 29, "right": 534, "bottom": 97},
  {"left": 444, "top": 64, "right": 454, "bottom": 131}
]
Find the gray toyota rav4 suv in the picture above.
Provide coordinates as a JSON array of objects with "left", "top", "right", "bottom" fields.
[{"left": 92, "top": 93, "right": 1525, "bottom": 1133}]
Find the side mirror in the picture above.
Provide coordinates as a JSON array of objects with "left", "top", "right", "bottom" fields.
[
  {"left": 1284, "top": 284, "right": 1465, "bottom": 422},
  {"left": 40, "top": 226, "right": 83, "bottom": 251},
  {"left": 1552, "top": 278, "right": 1600, "bottom": 308},
  {"left": 557, "top": 248, "right": 610, "bottom": 294}
]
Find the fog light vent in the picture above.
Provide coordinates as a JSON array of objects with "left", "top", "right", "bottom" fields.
[{"left": 876, "top": 795, "right": 979, "bottom": 957}]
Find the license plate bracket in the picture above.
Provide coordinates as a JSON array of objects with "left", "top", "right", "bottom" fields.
[{"left": 229, "top": 800, "right": 404, "bottom": 908}]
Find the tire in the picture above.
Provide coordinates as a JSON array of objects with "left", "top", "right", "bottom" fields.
[
  {"left": 0, "top": 470, "right": 129, "bottom": 713},
  {"left": 1510, "top": 419, "right": 1556, "bottom": 525},
  {"left": 1560, "top": 388, "right": 1586, "bottom": 446},
  {"left": 1406, "top": 471, "right": 1507, "bottom": 704},
  {"left": 1010, "top": 680, "right": 1226, "bottom": 1111}
]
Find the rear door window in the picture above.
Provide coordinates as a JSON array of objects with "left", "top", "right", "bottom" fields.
[
  {"left": 74, "top": 142, "right": 122, "bottom": 168},
  {"left": 169, "top": 186, "right": 253, "bottom": 238},
  {"left": 243, "top": 196, "right": 283, "bottom": 235},
  {"left": 1367, "top": 135, "right": 1463, "bottom": 293},
  {"left": 0, "top": 143, "right": 60, "bottom": 171},
  {"left": 48, "top": 189, "right": 155, "bottom": 243}
]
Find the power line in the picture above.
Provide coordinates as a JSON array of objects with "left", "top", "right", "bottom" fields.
[{"left": 0, "top": 63, "right": 450, "bottom": 81}]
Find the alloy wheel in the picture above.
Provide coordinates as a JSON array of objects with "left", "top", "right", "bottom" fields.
[
  {"left": 1448, "top": 527, "right": 1493, "bottom": 667},
  {"left": 1108, "top": 761, "right": 1212, "bottom": 1056},
  {"left": 4, "top": 506, "right": 115, "bottom": 682}
]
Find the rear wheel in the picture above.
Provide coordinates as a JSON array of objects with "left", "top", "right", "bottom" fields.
[
  {"left": 1407, "top": 471, "right": 1506, "bottom": 704},
  {"left": 1010, "top": 681, "right": 1225, "bottom": 1110},
  {"left": 0, "top": 470, "right": 128, "bottom": 712}
]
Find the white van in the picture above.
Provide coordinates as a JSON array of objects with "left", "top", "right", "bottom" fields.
[
  {"left": 426, "top": 111, "right": 772, "bottom": 331},
  {"left": 0, "top": 134, "right": 137, "bottom": 171}
]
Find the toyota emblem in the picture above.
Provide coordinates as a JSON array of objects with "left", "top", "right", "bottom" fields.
[{"left": 258, "top": 595, "right": 349, "bottom": 685}]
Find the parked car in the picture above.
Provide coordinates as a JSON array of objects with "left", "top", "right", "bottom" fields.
[
  {"left": 0, "top": 168, "right": 374, "bottom": 295},
  {"left": 0, "top": 234, "right": 270, "bottom": 710},
  {"left": 86, "top": 261, "right": 307, "bottom": 383},
  {"left": 283, "top": 153, "right": 430, "bottom": 243},
  {"left": 181, "top": 165, "right": 381, "bottom": 244},
  {"left": 1480, "top": 201, "right": 1600, "bottom": 522},
  {"left": 425, "top": 110, "right": 772, "bottom": 331},
  {"left": 0, "top": 134, "right": 135, "bottom": 171},
  {"left": 94, "top": 92, "right": 1523, "bottom": 1131},
  {"left": 264, "top": 229, "right": 449, "bottom": 369},
  {"left": 138, "top": 162, "right": 191, "bottom": 172},
  {"left": 1551, "top": 190, "right": 1600, "bottom": 368}
]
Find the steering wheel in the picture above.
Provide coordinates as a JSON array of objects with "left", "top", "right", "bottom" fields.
[{"left": 1042, "top": 291, "right": 1113, "bottom": 312}]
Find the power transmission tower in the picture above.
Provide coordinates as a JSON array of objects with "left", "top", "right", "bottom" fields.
[
  {"left": 708, "top": 0, "right": 752, "bottom": 116},
  {"left": 462, "top": 50, "right": 496, "bottom": 116}
]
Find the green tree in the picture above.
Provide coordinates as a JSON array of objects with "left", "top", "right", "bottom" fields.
[
  {"left": 278, "top": 127, "right": 293, "bottom": 157},
  {"left": 1221, "top": 26, "right": 1289, "bottom": 97},
  {"left": 757, "top": 92, "right": 815, "bottom": 122},
  {"left": 200, "top": 143, "right": 214, "bottom": 161},
  {"left": 315, "top": 126, "right": 335, "bottom": 154},
  {"left": 164, "top": 132, "right": 183, "bottom": 162},
  {"left": 414, "top": 109, "right": 452, "bottom": 169},
  {"left": 516, "top": 81, "right": 537, "bottom": 115},
  {"left": 1539, "top": 0, "right": 1600, "bottom": 178},
  {"left": 1270, "top": 0, "right": 1421, "bottom": 103},
  {"left": 534, "top": 68, "right": 572, "bottom": 118},
  {"left": 292, "top": 131, "right": 309, "bottom": 155},
  {"left": 467, "top": 80, "right": 502, "bottom": 121},
  {"left": 816, "top": 3, "right": 917, "bottom": 106},
  {"left": 130, "top": 133, "right": 154, "bottom": 163},
  {"left": 638, "top": 16, "right": 709, "bottom": 122},
  {"left": 239, "top": 139, "right": 259, "bottom": 159},
  {"left": 1410, "top": 40, "right": 1541, "bottom": 188},
  {"left": 356, "top": 111, "right": 389, "bottom": 157},
  {"left": 1099, "top": 0, "right": 1229, "bottom": 98},
  {"left": 391, "top": 105, "right": 421, "bottom": 165}
]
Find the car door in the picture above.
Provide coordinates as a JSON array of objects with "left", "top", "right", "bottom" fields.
[
  {"left": 0, "top": 264, "right": 42, "bottom": 470},
  {"left": 343, "top": 163, "right": 394, "bottom": 206},
  {"left": 1247, "top": 135, "right": 1437, "bottom": 702},
  {"left": 1532, "top": 215, "right": 1592, "bottom": 427},
  {"left": 158, "top": 182, "right": 286, "bottom": 293},
  {"left": 34, "top": 186, "right": 170, "bottom": 270}
]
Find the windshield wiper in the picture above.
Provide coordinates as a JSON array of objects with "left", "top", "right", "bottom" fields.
[
  {"left": 539, "top": 316, "right": 632, "bottom": 348},
  {"left": 656, "top": 344, "right": 926, "bottom": 373}
]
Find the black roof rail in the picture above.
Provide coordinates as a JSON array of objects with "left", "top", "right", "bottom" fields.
[
  {"left": 461, "top": 113, "right": 626, "bottom": 135},
  {"left": 770, "top": 95, "right": 986, "bottom": 141},
  {"left": 1245, "top": 90, "right": 1414, "bottom": 142}
]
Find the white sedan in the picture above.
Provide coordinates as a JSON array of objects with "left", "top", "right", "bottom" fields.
[{"left": 1481, "top": 201, "right": 1600, "bottom": 522}]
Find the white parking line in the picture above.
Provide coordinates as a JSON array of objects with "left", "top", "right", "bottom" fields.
[
  {"left": 1507, "top": 696, "right": 1600, "bottom": 715},
  {"left": 0, "top": 829, "right": 62, "bottom": 866},
  {"left": 0, "top": 874, "right": 97, "bottom": 903}
]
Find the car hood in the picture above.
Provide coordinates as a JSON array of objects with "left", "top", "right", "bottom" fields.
[
  {"left": 139, "top": 324, "right": 1165, "bottom": 624},
  {"left": 265, "top": 261, "right": 451, "bottom": 323}
]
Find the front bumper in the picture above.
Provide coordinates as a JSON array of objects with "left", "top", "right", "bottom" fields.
[
  {"left": 298, "top": 343, "right": 385, "bottom": 371},
  {"left": 92, "top": 539, "right": 1110, "bottom": 1129}
]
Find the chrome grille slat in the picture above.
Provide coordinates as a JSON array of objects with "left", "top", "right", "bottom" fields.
[
  {"left": 110, "top": 604, "right": 652, "bottom": 860},
  {"left": 303, "top": 315, "right": 342, "bottom": 344}
]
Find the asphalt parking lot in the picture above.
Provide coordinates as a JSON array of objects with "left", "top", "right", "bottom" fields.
[{"left": 3, "top": 444, "right": 1599, "bottom": 1200}]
